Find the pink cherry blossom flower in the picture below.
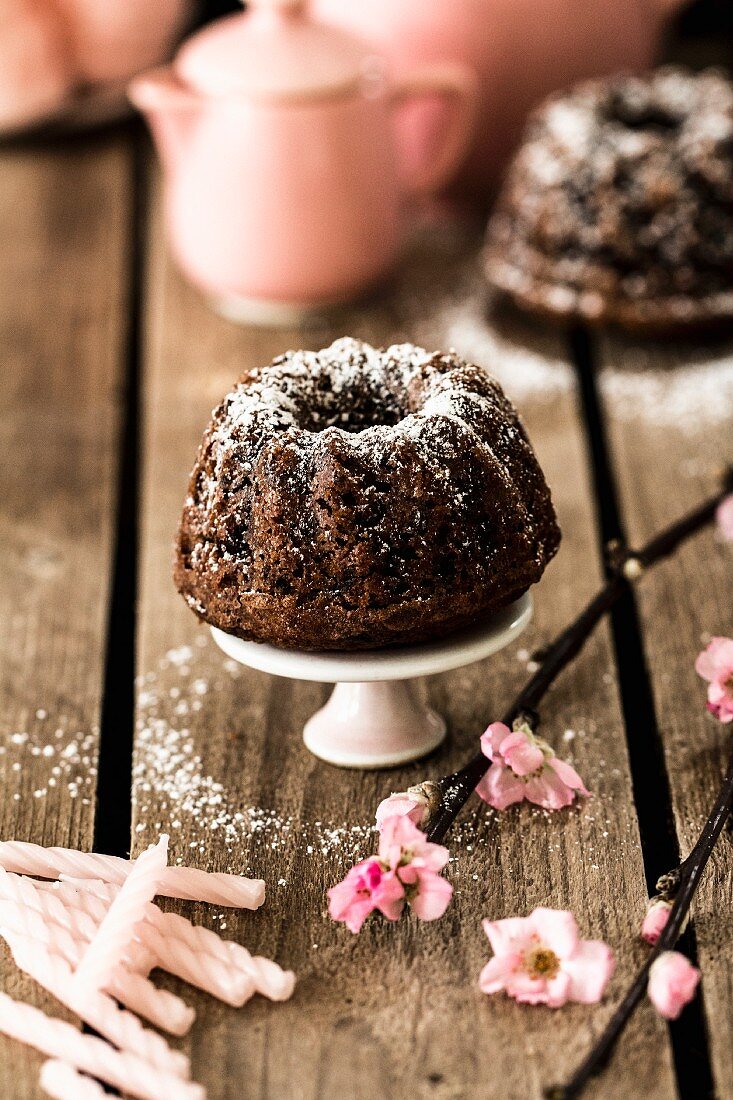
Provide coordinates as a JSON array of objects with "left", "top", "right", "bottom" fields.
[
  {"left": 326, "top": 856, "right": 405, "bottom": 934},
  {"left": 648, "top": 951, "right": 700, "bottom": 1020},
  {"left": 641, "top": 898, "right": 672, "bottom": 945},
  {"left": 479, "top": 907, "right": 614, "bottom": 1007},
  {"left": 328, "top": 815, "right": 452, "bottom": 933},
  {"left": 716, "top": 494, "right": 733, "bottom": 541},
  {"left": 375, "top": 783, "right": 434, "bottom": 831},
  {"left": 476, "top": 721, "right": 589, "bottom": 811},
  {"left": 695, "top": 636, "right": 733, "bottom": 723}
]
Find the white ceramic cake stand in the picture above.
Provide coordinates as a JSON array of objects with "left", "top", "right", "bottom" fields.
[{"left": 210, "top": 593, "right": 532, "bottom": 769}]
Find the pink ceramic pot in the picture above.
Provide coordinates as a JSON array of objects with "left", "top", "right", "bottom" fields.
[
  {"left": 54, "top": 0, "right": 193, "bottom": 85},
  {"left": 130, "top": 1, "right": 477, "bottom": 323},
  {"left": 0, "top": 0, "right": 74, "bottom": 130},
  {"left": 313, "top": 0, "right": 688, "bottom": 195},
  {"left": 0, "top": 0, "right": 193, "bottom": 133}
]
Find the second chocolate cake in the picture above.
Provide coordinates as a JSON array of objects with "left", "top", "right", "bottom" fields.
[
  {"left": 485, "top": 67, "right": 733, "bottom": 332},
  {"left": 175, "top": 338, "right": 560, "bottom": 650}
]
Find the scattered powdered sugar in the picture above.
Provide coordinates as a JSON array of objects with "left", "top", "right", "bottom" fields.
[
  {"left": 437, "top": 296, "right": 572, "bottom": 403},
  {"left": 0, "top": 717, "right": 98, "bottom": 804},
  {"left": 134, "top": 641, "right": 376, "bottom": 879},
  {"left": 600, "top": 347, "right": 733, "bottom": 431}
]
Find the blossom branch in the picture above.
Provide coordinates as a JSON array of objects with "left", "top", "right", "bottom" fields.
[
  {"left": 547, "top": 743, "right": 733, "bottom": 1099},
  {"left": 425, "top": 471, "right": 733, "bottom": 845}
]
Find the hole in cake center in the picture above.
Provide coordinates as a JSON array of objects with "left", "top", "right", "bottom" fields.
[
  {"left": 607, "top": 93, "right": 680, "bottom": 133},
  {"left": 300, "top": 385, "right": 407, "bottom": 434}
]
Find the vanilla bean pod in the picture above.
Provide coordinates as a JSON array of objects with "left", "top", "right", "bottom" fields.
[
  {"left": 548, "top": 744, "right": 733, "bottom": 1100},
  {"left": 426, "top": 473, "right": 733, "bottom": 845}
]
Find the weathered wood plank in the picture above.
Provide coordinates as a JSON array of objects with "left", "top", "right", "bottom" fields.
[
  {"left": 599, "top": 332, "right": 733, "bottom": 1098},
  {"left": 135, "top": 198, "right": 676, "bottom": 1098},
  {"left": 0, "top": 133, "right": 132, "bottom": 1096}
]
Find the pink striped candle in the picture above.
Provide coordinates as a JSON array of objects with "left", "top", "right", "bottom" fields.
[
  {"left": 40, "top": 1060, "right": 108, "bottom": 1100},
  {"left": 0, "top": 840, "right": 265, "bottom": 908},
  {"left": 0, "top": 992, "right": 204, "bottom": 1100},
  {"left": 72, "top": 837, "right": 168, "bottom": 1000},
  {"left": 0, "top": 928, "right": 189, "bottom": 1079},
  {"left": 0, "top": 882, "right": 195, "bottom": 1035},
  {"left": 40, "top": 877, "right": 296, "bottom": 1001},
  {"left": 107, "top": 965, "right": 195, "bottom": 1035}
]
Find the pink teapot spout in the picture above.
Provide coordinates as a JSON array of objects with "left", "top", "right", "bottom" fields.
[{"left": 128, "top": 67, "right": 198, "bottom": 172}]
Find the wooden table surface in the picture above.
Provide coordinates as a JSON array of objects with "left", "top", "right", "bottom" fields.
[{"left": 1, "top": 97, "right": 732, "bottom": 1100}]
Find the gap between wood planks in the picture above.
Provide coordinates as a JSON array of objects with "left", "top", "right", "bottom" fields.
[
  {"left": 568, "top": 326, "right": 715, "bottom": 1100},
  {"left": 94, "top": 124, "right": 147, "bottom": 861}
]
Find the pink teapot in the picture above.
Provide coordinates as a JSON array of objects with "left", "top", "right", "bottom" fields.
[
  {"left": 313, "top": 0, "right": 688, "bottom": 195},
  {"left": 129, "top": 0, "right": 478, "bottom": 323}
]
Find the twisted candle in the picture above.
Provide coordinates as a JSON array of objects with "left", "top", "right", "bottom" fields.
[
  {"left": 73, "top": 837, "right": 169, "bottom": 1001},
  {"left": 0, "top": 867, "right": 98, "bottom": 940},
  {"left": 40, "top": 1061, "right": 108, "bottom": 1100},
  {"left": 0, "top": 992, "right": 205, "bottom": 1100},
  {"left": 0, "top": 929, "right": 189, "bottom": 1079},
  {"left": 133, "top": 919, "right": 256, "bottom": 1006},
  {"left": 0, "top": 840, "right": 265, "bottom": 908},
  {"left": 0, "top": 897, "right": 195, "bottom": 1035},
  {"left": 54, "top": 878, "right": 295, "bottom": 1001},
  {"left": 106, "top": 965, "right": 195, "bottom": 1036}
]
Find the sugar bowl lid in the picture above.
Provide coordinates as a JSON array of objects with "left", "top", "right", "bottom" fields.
[{"left": 175, "top": 0, "right": 379, "bottom": 101}]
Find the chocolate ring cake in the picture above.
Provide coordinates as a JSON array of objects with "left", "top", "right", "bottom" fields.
[
  {"left": 484, "top": 67, "right": 733, "bottom": 332},
  {"left": 174, "top": 338, "right": 560, "bottom": 650}
]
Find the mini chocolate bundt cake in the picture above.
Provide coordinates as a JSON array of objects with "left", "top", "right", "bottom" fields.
[
  {"left": 485, "top": 67, "right": 733, "bottom": 332},
  {"left": 174, "top": 338, "right": 560, "bottom": 650}
]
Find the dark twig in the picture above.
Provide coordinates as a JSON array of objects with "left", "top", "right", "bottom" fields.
[
  {"left": 426, "top": 470, "right": 733, "bottom": 845},
  {"left": 548, "top": 745, "right": 733, "bottom": 1099}
]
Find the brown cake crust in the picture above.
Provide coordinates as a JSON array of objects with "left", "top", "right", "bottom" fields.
[
  {"left": 174, "top": 339, "right": 561, "bottom": 650},
  {"left": 484, "top": 67, "right": 733, "bottom": 333}
]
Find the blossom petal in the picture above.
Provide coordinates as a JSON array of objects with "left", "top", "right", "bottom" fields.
[
  {"left": 480, "top": 722, "right": 512, "bottom": 762},
  {"left": 525, "top": 767, "right": 575, "bottom": 810},
  {"left": 642, "top": 900, "right": 672, "bottom": 946},
  {"left": 477, "top": 762, "right": 527, "bottom": 810},
  {"left": 529, "top": 908, "right": 579, "bottom": 959},
  {"left": 505, "top": 971, "right": 552, "bottom": 1004},
  {"left": 372, "top": 871, "right": 406, "bottom": 922},
  {"left": 478, "top": 953, "right": 520, "bottom": 994},
  {"left": 498, "top": 730, "right": 545, "bottom": 776},
  {"left": 695, "top": 637, "right": 733, "bottom": 682},
  {"left": 375, "top": 794, "right": 426, "bottom": 831},
  {"left": 716, "top": 495, "right": 733, "bottom": 541},
  {"left": 547, "top": 756, "right": 589, "bottom": 796},
  {"left": 563, "top": 940, "right": 615, "bottom": 1004},
  {"left": 409, "top": 870, "right": 453, "bottom": 921},
  {"left": 648, "top": 952, "right": 700, "bottom": 1020},
  {"left": 545, "top": 970, "right": 572, "bottom": 1008},
  {"left": 482, "top": 916, "right": 534, "bottom": 955}
]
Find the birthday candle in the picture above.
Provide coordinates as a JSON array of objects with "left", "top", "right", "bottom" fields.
[
  {"left": 107, "top": 965, "right": 195, "bottom": 1036},
  {"left": 40, "top": 1060, "right": 108, "bottom": 1100},
  {"left": 0, "top": 893, "right": 195, "bottom": 1035},
  {"left": 0, "top": 929, "right": 189, "bottom": 1079},
  {"left": 72, "top": 837, "right": 169, "bottom": 1001},
  {"left": 53, "top": 878, "right": 296, "bottom": 1001},
  {"left": 0, "top": 867, "right": 98, "bottom": 940},
  {"left": 0, "top": 840, "right": 265, "bottom": 908},
  {"left": 0, "top": 992, "right": 205, "bottom": 1100}
]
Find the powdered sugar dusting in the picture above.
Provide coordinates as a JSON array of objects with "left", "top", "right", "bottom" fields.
[
  {"left": 436, "top": 297, "right": 572, "bottom": 403},
  {"left": 600, "top": 347, "right": 733, "bottom": 431},
  {"left": 133, "top": 640, "right": 376, "bottom": 880}
]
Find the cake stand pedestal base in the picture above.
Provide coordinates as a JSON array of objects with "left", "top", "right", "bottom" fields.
[
  {"left": 303, "top": 680, "right": 446, "bottom": 768},
  {"left": 211, "top": 592, "right": 532, "bottom": 770}
]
